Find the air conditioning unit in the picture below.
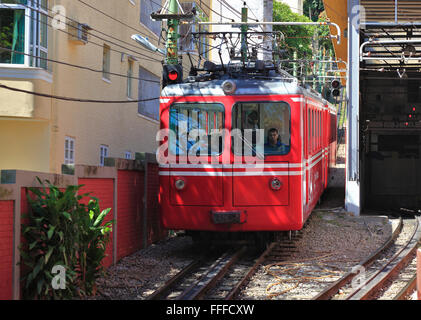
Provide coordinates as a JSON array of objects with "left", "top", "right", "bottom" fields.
[{"left": 68, "top": 21, "right": 91, "bottom": 44}]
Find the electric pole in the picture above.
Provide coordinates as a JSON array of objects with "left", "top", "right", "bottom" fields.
[
  {"left": 241, "top": 4, "right": 248, "bottom": 63},
  {"left": 263, "top": 0, "right": 273, "bottom": 61}
]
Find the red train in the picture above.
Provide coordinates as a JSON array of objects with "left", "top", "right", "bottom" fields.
[{"left": 157, "top": 62, "right": 337, "bottom": 245}]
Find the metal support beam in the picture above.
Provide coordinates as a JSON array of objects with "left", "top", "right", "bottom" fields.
[
  {"left": 346, "top": 0, "right": 360, "bottom": 216},
  {"left": 198, "top": 21, "right": 342, "bottom": 44}
]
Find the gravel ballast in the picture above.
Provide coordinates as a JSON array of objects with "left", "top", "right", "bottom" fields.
[
  {"left": 85, "top": 141, "right": 397, "bottom": 300},
  {"left": 86, "top": 211, "right": 394, "bottom": 300}
]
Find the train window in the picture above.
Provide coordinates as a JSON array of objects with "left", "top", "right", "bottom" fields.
[
  {"left": 317, "top": 111, "right": 320, "bottom": 149},
  {"left": 314, "top": 110, "right": 317, "bottom": 150},
  {"left": 311, "top": 109, "right": 315, "bottom": 152},
  {"left": 308, "top": 109, "right": 311, "bottom": 153},
  {"left": 330, "top": 113, "right": 336, "bottom": 143},
  {"left": 316, "top": 111, "right": 318, "bottom": 149},
  {"left": 318, "top": 111, "right": 320, "bottom": 149},
  {"left": 311, "top": 109, "right": 316, "bottom": 151},
  {"left": 320, "top": 111, "right": 323, "bottom": 147},
  {"left": 169, "top": 103, "right": 225, "bottom": 156},
  {"left": 232, "top": 101, "right": 291, "bottom": 156}
]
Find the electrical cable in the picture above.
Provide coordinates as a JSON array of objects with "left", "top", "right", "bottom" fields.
[
  {"left": 76, "top": 0, "right": 160, "bottom": 40},
  {"left": 46, "top": 3, "right": 165, "bottom": 57},
  {"left": 0, "top": 46, "right": 161, "bottom": 83},
  {"left": 0, "top": 83, "right": 160, "bottom": 104},
  {"left": 0, "top": 2, "right": 163, "bottom": 64}
]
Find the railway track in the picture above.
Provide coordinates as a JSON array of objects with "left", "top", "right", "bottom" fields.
[
  {"left": 147, "top": 247, "right": 246, "bottom": 300},
  {"left": 314, "top": 216, "right": 421, "bottom": 300},
  {"left": 147, "top": 215, "right": 420, "bottom": 301},
  {"left": 147, "top": 232, "right": 302, "bottom": 300}
]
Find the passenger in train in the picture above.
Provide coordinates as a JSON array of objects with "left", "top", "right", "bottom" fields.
[
  {"left": 264, "top": 128, "right": 289, "bottom": 155},
  {"left": 245, "top": 110, "right": 259, "bottom": 130}
]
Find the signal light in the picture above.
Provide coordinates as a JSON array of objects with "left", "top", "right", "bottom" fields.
[
  {"left": 330, "top": 79, "right": 342, "bottom": 97},
  {"left": 168, "top": 70, "right": 179, "bottom": 81},
  {"left": 331, "top": 79, "right": 341, "bottom": 89},
  {"left": 163, "top": 64, "right": 183, "bottom": 88},
  {"left": 332, "top": 88, "right": 341, "bottom": 97}
]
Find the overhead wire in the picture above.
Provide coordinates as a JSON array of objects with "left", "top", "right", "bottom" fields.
[
  {"left": 1, "top": 1, "right": 337, "bottom": 99},
  {"left": 0, "top": 83, "right": 160, "bottom": 104},
  {"left": 76, "top": 0, "right": 160, "bottom": 40},
  {"left": 0, "top": 2, "right": 163, "bottom": 64},
  {"left": 47, "top": 2, "right": 165, "bottom": 58},
  {"left": 0, "top": 46, "right": 161, "bottom": 83},
  {"left": 0, "top": 1, "right": 166, "bottom": 103}
]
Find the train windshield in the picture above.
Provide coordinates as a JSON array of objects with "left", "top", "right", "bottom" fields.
[
  {"left": 169, "top": 103, "right": 225, "bottom": 156},
  {"left": 232, "top": 102, "right": 291, "bottom": 156}
]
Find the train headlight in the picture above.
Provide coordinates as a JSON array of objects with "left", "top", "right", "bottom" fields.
[
  {"left": 222, "top": 80, "right": 236, "bottom": 95},
  {"left": 175, "top": 178, "right": 186, "bottom": 191},
  {"left": 270, "top": 178, "right": 282, "bottom": 191}
]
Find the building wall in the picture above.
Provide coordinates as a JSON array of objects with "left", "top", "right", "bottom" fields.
[
  {"left": 0, "top": 0, "right": 167, "bottom": 173},
  {"left": 278, "top": 0, "right": 304, "bottom": 15},
  {"left": 0, "top": 119, "right": 50, "bottom": 172},
  {"left": 50, "top": 0, "right": 163, "bottom": 172}
]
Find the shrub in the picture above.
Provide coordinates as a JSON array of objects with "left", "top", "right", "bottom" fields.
[{"left": 20, "top": 178, "right": 113, "bottom": 299}]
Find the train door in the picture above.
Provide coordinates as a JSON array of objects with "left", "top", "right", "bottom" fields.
[{"left": 231, "top": 100, "right": 291, "bottom": 206}]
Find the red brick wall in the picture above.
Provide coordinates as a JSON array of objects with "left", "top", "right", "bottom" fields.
[
  {"left": 0, "top": 164, "right": 166, "bottom": 300},
  {"left": 20, "top": 188, "right": 29, "bottom": 296},
  {"left": 116, "top": 170, "right": 144, "bottom": 261},
  {"left": 78, "top": 179, "right": 115, "bottom": 268},
  {"left": 146, "top": 164, "right": 166, "bottom": 245},
  {"left": 0, "top": 200, "right": 14, "bottom": 300}
]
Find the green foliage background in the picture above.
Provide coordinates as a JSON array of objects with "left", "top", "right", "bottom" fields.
[{"left": 273, "top": 0, "right": 333, "bottom": 60}]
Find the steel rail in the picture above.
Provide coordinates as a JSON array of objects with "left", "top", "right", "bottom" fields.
[
  {"left": 347, "top": 217, "right": 421, "bottom": 300},
  {"left": 393, "top": 274, "right": 417, "bottom": 300},
  {"left": 313, "top": 217, "right": 403, "bottom": 300},
  {"left": 176, "top": 247, "right": 247, "bottom": 300},
  {"left": 147, "top": 259, "right": 202, "bottom": 300},
  {"left": 225, "top": 242, "right": 277, "bottom": 300}
]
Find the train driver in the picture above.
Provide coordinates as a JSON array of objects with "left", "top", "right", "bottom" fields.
[{"left": 264, "top": 128, "right": 289, "bottom": 155}]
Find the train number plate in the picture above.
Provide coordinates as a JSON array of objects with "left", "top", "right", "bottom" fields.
[{"left": 211, "top": 211, "right": 242, "bottom": 224}]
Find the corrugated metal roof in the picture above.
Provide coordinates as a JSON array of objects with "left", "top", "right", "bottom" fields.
[{"left": 361, "top": 0, "right": 421, "bottom": 23}]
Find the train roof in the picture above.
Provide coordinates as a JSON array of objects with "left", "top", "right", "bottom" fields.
[{"left": 161, "top": 77, "right": 326, "bottom": 104}]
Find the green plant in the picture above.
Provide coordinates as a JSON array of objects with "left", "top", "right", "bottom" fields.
[
  {"left": 20, "top": 178, "right": 113, "bottom": 299},
  {"left": 76, "top": 199, "right": 113, "bottom": 296},
  {"left": 20, "top": 178, "right": 82, "bottom": 299}
]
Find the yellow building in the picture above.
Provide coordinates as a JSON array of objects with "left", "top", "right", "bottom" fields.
[{"left": 0, "top": 0, "right": 209, "bottom": 173}]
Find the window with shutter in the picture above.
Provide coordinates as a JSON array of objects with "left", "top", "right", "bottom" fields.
[{"left": 138, "top": 66, "right": 160, "bottom": 120}]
